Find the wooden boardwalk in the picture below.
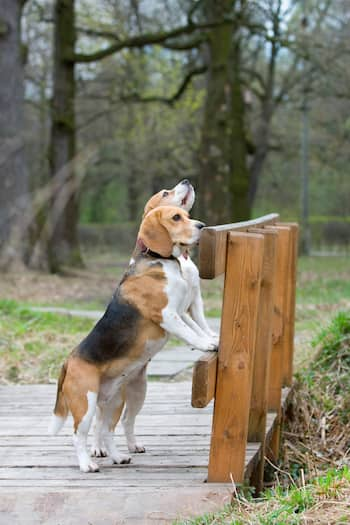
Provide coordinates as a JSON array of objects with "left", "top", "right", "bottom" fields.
[{"left": 0, "top": 381, "right": 287, "bottom": 524}]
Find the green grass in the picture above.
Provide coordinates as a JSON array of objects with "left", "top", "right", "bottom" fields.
[
  {"left": 174, "top": 467, "right": 350, "bottom": 524},
  {"left": 0, "top": 299, "right": 94, "bottom": 383},
  {"left": 1, "top": 254, "right": 349, "bottom": 383},
  {"left": 296, "top": 256, "right": 350, "bottom": 305}
]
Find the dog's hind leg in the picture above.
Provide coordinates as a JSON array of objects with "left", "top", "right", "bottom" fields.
[
  {"left": 122, "top": 365, "right": 147, "bottom": 453},
  {"left": 90, "top": 406, "right": 108, "bottom": 458},
  {"left": 63, "top": 358, "right": 100, "bottom": 472},
  {"left": 99, "top": 394, "right": 131, "bottom": 465}
]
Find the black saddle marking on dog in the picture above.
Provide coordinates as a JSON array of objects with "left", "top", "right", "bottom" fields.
[{"left": 77, "top": 291, "right": 141, "bottom": 364}]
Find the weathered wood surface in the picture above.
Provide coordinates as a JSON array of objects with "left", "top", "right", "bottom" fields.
[
  {"left": 276, "top": 223, "right": 299, "bottom": 386},
  {"left": 199, "top": 213, "right": 279, "bottom": 279},
  {"left": 207, "top": 232, "right": 264, "bottom": 482},
  {"left": 247, "top": 227, "right": 277, "bottom": 492},
  {"left": 0, "top": 382, "right": 288, "bottom": 524},
  {"left": 191, "top": 352, "right": 217, "bottom": 408}
]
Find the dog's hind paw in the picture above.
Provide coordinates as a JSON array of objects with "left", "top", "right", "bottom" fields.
[
  {"left": 112, "top": 453, "right": 132, "bottom": 465},
  {"left": 128, "top": 443, "right": 146, "bottom": 453},
  {"left": 80, "top": 460, "right": 100, "bottom": 473},
  {"left": 90, "top": 446, "right": 108, "bottom": 457}
]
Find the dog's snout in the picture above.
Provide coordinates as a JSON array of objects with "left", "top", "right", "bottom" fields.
[
  {"left": 181, "top": 179, "right": 190, "bottom": 186},
  {"left": 196, "top": 221, "right": 205, "bottom": 230}
]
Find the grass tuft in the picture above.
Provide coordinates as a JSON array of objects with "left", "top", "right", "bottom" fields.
[
  {"left": 0, "top": 299, "right": 94, "bottom": 384},
  {"left": 283, "top": 312, "right": 350, "bottom": 481},
  {"left": 174, "top": 467, "right": 350, "bottom": 524}
]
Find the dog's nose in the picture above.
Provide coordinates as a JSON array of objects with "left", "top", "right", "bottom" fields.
[
  {"left": 181, "top": 179, "right": 190, "bottom": 186},
  {"left": 196, "top": 221, "right": 205, "bottom": 229}
]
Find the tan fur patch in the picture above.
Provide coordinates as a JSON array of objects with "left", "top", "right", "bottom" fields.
[
  {"left": 144, "top": 189, "right": 176, "bottom": 216},
  {"left": 102, "top": 320, "right": 166, "bottom": 379},
  {"left": 121, "top": 266, "right": 168, "bottom": 324},
  {"left": 62, "top": 356, "right": 100, "bottom": 432},
  {"left": 138, "top": 207, "right": 195, "bottom": 257}
]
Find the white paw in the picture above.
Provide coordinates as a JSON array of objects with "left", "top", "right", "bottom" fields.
[
  {"left": 210, "top": 336, "right": 220, "bottom": 346},
  {"left": 128, "top": 443, "right": 146, "bottom": 453},
  {"left": 80, "top": 460, "right": 100, "bottom": 473},
  {"left": 112, "top": 453, "right": 131, "bottom": 465},
  {"left": 91, "top": 445, "right": 108, "bottom": 457},
  {"left": 204, "top": 342, "right": 219, "bottom": 352},
  {"left": 193, "top": 339, "right": 218, "bottom": 352}
]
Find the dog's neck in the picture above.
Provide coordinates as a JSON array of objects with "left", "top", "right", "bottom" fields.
[{"left": 136, "top": 238, "right": 176, "bottom": 260}]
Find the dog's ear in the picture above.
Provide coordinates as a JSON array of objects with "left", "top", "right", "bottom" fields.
[
  {"left": 143, "top": 192, "right": 161, "bottom": 218},
  {"left": 138, "top": 210, "right": 173, "bottom": 257}
]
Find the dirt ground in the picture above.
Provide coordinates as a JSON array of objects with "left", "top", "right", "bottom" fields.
[{"left": 0, "top": 256, "right": 128, "bottom": 307}]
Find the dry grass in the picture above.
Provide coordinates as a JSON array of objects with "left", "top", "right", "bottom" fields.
[{"left": 282, "top": 312, "right": 350, "bottom": 482}]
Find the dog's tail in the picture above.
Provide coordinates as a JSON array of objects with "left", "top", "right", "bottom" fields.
[{"left": 48, "top": 362, "right": 69, "bottom": 435}]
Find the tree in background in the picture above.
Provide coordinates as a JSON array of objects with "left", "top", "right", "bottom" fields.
[
  {"left": 0, "top": 0, "right": 31, "bottom": 270},
  {"left": 47, "top": 0, "right": 228, "bottom": 271},
  {"left": 2, "top": 0, "right": 348, "bottom": 271}
]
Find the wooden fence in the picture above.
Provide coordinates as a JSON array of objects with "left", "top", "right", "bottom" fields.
[{"left": 191, "top": 213, "right": 299, "bottom": 490}]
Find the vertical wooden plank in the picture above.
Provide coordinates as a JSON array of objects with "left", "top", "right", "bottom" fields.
[
  {"left": 276, "top": 223, "right": 299, "bottom": 386},
  {"left": 207, "top": 232, "right": 264, "bottom": 483},
  {"left": 247, "top": 228, "right": 277, "bottom": 493},
  {"left": 248, "top": 228, "right": 277, "bottom": 440},
  {"left": 265, "top": 225, "right": 291, "bottom": 458}
]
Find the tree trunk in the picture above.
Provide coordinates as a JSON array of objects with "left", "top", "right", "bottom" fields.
[
  {"left": 198, "top": 1, "right": 251, "bottom": 224},
  {"left": 48, "top": 0, "right": 83, "bottom": 272},
  {"left": 0, "top": 0, "right": 31, "bottom": 270},
  {"left": 249, "top": 35, "right": 278, "bottom": 207},
  {"left": 228, "top": 37, "right": 251, "bottom": 221},
  {"left": 198, "top": 2, "right": 233, "bottom": 225}
]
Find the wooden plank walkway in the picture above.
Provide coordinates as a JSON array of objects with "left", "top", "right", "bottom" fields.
[{"left": 0, "top": 382, "right": 287, "bottom": 524}]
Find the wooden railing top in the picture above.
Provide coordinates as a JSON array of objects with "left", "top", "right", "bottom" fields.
[{"left": 199, "top": 213, "right": 279, "bottom": 279}]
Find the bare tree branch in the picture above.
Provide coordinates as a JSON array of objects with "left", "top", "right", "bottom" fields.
[
  {"left": 120, "top": 65, "right": 207, "bottom": 106},
  {"left": 71, "top": 20, "right": 231, "bottom": 63}
]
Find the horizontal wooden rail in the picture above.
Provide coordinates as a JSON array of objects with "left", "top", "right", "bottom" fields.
[{"left": 199, "top": 213, "right": 279, "bottom": 279}]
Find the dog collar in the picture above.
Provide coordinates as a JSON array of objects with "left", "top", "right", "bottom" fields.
[{"left": 136, "top": 238, "right": 176, "bottom": 260}]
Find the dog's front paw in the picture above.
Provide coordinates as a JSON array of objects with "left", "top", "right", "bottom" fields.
[
  {"left": 209, "top": 333, "right": 220, "bottom": 346},
  {"left": 205, "top": 342, "right": 218, "bottom": 352},
  {"left": 193, "top": 338, "right": 218, "bottom": 352}
]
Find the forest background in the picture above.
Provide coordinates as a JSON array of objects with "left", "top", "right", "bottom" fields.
[{"left": 0, "top": 0, "right": 349, "bottom": 273}]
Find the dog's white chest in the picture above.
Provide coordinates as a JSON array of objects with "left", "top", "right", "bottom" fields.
[{"left": 161, "top": 260, "right": 188, "bottom": 314}]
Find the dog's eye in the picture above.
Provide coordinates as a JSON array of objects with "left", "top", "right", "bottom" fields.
[
  {"left": 172, "top": 214, "right": 181, "bottom": 221},
  {"left": 162, "top": 191, "right": 169, "bottom": 197}
]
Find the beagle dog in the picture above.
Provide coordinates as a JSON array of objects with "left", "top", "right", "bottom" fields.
[
  {"left": 49, "top": 206, "right": 217, "bottom": 472},
  {"left": 90, "top": 180, "right": 219, "bottom": 458}
]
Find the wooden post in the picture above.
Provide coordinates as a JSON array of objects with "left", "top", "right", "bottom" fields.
[
  {"left": 276, "top": 223, "right": 299, "bottom": 386},
  {"left": 192, "top": 352, "right": 217, "bottom": 408},
  {"left": 247, "top": 228, "right": 277, "bottom": 492},
  {"left": 207, "top": 232, "right": 264, "bottom": 483},
  {"left": 265, "top": 225, "right": 291, "bottom": 459}
]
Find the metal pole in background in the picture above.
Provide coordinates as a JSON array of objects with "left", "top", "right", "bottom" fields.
[{"left": 300, "top": 0, "right": 311, "bottom": 255}]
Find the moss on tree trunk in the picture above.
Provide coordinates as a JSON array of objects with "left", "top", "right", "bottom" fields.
[
  {"left": 198, "top": 0, "right": 251, "bottom": 224},
  {"left": 48, "top": 0, "right": 83, "bottom": 272}
]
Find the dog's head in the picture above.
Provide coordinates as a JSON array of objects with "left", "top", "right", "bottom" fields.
[
  {"left": 143, "top": 179, "right": 195, "bottom": 217},
  {"left": 138, "top": 206, "right": 205, "bottom": 258}
]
